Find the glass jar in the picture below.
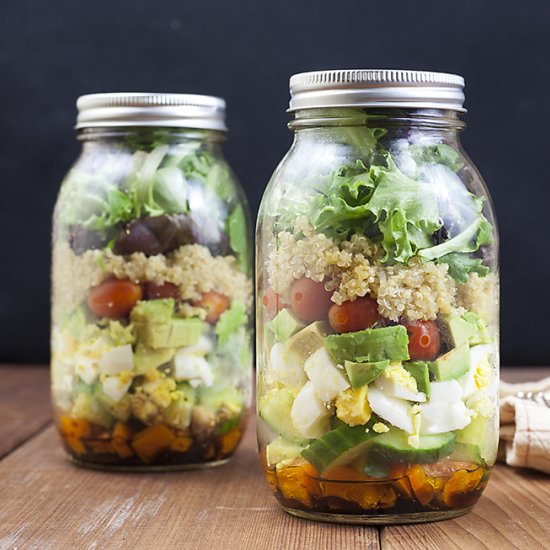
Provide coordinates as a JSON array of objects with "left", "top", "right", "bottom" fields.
[
  {"left": 256, "top": 70, "right": 499, "bottom": 523},
  {"left": 51, "top": 93, "right": 252, "bottom": 470}
]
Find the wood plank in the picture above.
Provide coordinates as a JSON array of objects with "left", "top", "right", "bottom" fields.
[
  {"left": 500, "top": 367, "right": 550, "bottom": 384},
  {"left": 381, "top": 465, "right": 550, "bottom": 550},
  {"left": 0, "top": 366, "right": 51, "bottom": 458},
  {"left": 0, "top": 420, "right": 379, "bottom": 550}
]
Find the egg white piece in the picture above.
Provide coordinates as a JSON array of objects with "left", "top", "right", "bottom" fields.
[
  {"left": 98, "top": 344, "right": 134, "bottom": 375},
  {"left": 373, "top": 377, "right": 426, "bottom": 402},
  {"left": 460, "top": 344, "right": 493, "bottom": 398},
  {"left": 291, "top": 381, "right": 331, "bottom": 439},
  {"left": 420, "top": 401, "right": 471, "bottom": 434},
  {"left": 75, "top": 355, "right": 99, "bottom": 385},
  {"left": 367, "top": 387, "right": 415, "bottom": 434},
  {"left": 304, "top": 347, "right": 350, "bottom": 402},
  {"left": 173, "top": 351, "right": 214, "bottom": 387},
  {"left": 270, "top": 343, "right": 307, "bottom": 391},
  {"left": 102, "top": 374, "right": 132, "bottom": 403},
  {"left": 429, "top": 380, "right": 463, "bottom": 403}
]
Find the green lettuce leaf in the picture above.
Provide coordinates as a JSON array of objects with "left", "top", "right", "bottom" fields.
[
  {"left": 438, "top": 252, "right": 490, "bottom": 284},
  {"left": 410, "top": 143, "right": 464, "bottom": 172},
  {"left": 215, "top": 301, "right": 247, "bottom": 346},
  {"left": 227, "top": 205, "right": 249, "bottom": 272}
]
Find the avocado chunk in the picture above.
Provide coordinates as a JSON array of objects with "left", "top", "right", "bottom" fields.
[
  {"left": 461, "top": 312, "right": 492, "bottom": 345},
  {"left": 266, "top": 436, "right": 305, "bottom": 466},
  {"left": 131, "top": 299, "right": 175, "bottom": 324},
  {"left": 404, "top": 361, "right": 431, "bottom": 398},
  {"left": 441, "top": 314, "right": 477, "bottom": 347},
  {"left": 285, "top": 321, "right": 331, "bottom": 362},
  {"left": 260, "top": 388, "right": 308, "bottom": 444},
  {"left": 134, "top": 342, "right": 175, "bottom": 374},
  {"left": 270, "top": 308, "right": 305, "bottom": 342},
  {"left": 455, "top": 415, "right": 497, "bottom": 464},
  {"left": 326, "top": 326, "right": 410, "bottom": 364},
  {"left": 369, "top": 429, "right": 455, "bottom": 464},
  {"left": 430, "top": 343, "right": 470, "bottom": 381},
  {"left": 344, "top": 359, "right": 389, "bottom": 388},
  {"left": 301, "top": 422, "right": 379, "bottom": 473}
]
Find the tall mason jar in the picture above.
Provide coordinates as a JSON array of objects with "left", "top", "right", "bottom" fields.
[
  {"left": 256, "top": 71, "right": 499, "bottom": 523},
  {"left": 52, "top": 93, "right": 252, "bottom": 470}
]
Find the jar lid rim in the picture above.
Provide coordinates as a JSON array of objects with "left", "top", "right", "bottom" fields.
[
  {"left": 288, "top": 69, "right": 466, "bottom": 113},
  {"left": 75, "top": 92, "right": 227, "bottom": 131}
]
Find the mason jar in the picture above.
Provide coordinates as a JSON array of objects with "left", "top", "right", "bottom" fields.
[
  {"left": 51, "top": 93, "right": 252, "bottom": 470},
  {"left": 256, "top": 70, "right": 499, "bottom": 523}
]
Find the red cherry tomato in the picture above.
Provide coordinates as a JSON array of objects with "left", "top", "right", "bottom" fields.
[
  {"left": 143, "top": 282, "right": 179, "bottom": 300},
  {"left": 328, "top": 296, "right": 381, "bottom": 333},
  {"left": 193, "top": 291, "right": 230, "bottom": 324},
  {"left": 403, "top": 320, "right": 440, "bottom": 360},
  {"left": 262, "top": 287, "right": 285, "bottom": 321},
  {"left": 290, "top": 277, "right": 333, "bottom": 323},
  {"left": 87, "top": 278, "right": 142, "bottom": 318}
]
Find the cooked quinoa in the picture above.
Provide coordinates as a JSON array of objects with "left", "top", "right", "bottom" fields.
[
  {"left": 267, "top": 221, "right": 495, "bottom": 322},
  {"left": 457, "top": 272, "right": 498, "bottom": 325},
  {"left": 53, "top": 242, "right": 252, "bottom": 319}
]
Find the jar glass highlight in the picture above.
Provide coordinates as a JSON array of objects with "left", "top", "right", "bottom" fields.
[
  {"left": 256, "top": 75, "right": 499, "bottom": 523},
  {"left": 51, "top": 94, "right": 252, "bottom": 470}
]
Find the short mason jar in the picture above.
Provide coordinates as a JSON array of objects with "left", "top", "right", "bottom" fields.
[
  {"left": 256, "top": 70, "right": 499, "bottom": 523},
  {"left": 52, "top": 93, "right": 253, "bottom": 470}
]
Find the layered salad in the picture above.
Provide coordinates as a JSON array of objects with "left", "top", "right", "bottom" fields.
[
  {"left": 52, "top": 137, "right": 252, "bottom": 468},
  {"left": 258, "top": 129, "right": 498, "bottom": 516}
]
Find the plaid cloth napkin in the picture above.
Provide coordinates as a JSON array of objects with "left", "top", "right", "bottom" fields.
[{"left": 499, "top": 376, "right": 550, "bottom": 474}]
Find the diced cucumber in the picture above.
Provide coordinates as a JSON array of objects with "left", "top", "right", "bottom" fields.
[
  {"left": 260, "top": 388, "right": 308, "bottom": 444},
  {"left": 71, "top": 392, "right": 114, "bottom": 429},
  {"left": 369, "top": 429, "right": 455, "bottom": 464},
  {"left": 326, "top": 326, "right": 410, "bottom": 364},
  {"left": 451, "top": 442, "right": 483, "bottom": 464},
  {"left": 266, "top": 436, "right": 305, "bottom": 466},
  {"left": 404, "top": 361, "right": 431, "bottom": 398},
  {"left": 455, "top": 415, "right": 498, "bottom": 465},
  {"left": 344, "top": 359, "right": 389, "bottom": 388},
  {"left": 301, "top": 423, "right": 379, "bottom": 473}
]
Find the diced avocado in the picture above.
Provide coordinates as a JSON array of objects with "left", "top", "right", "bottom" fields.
[
  {"left": 270, "top": 308, "right": 305, "bottom": 342},
  {"left": 134, "top": 342, "right": 175, "bottom": 374},
  {"left": 266, "top": 436, "right": 305, "bottom": 466},
  {"left": 455, "top": 415, "right": 497, "bottom": 465},
  {"left": 369, "top": 429, "right": 455, "bottom": 464},
  {"left": 71, "top": 392, "right": 114, "bottom": 428},
  {"left": 404, "top": 361, "right": 431, "bottom": 398},
  {"left": 134, "top": 318, "right": 202, "bottom": 349},
  {"left": 131, "top": 299, "right": 175, "bottom": 324},
  {"left": 301, "top": 422, "right": 379, "bottom": 473},
  {"left": 164, "top": 383, "right": 196, "bottom": 430},
  {"left": 326, "top": 326, "right": 410, "bottom": 364},
  {"left": 285, "top": 321, "right": 331, "bottom": 362},
  {"left": 344, "top": 359, "right": 389, "bottom": 388},
  {"left": 260, "top": 388, "right": 308, "bottom": 444},
  {"left": 461, "top": 312, "right": 492, "bottom": 345},
  {"left": 430, "top": 343, "right": 470, "bottom": 381},
  {"left": 441, "top": 314, "right": 477, "bottom": 347}
]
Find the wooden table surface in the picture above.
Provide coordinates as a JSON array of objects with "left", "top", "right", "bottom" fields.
[{"left": 1, "top": 366, "right": 549, "bottom": 550}]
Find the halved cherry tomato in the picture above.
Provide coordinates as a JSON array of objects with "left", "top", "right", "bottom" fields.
[
  {"left": 262, "top": 287, "right": 285, "bottom": 321},
  {"left": 87, "top": 278, "right": 142, "bottom": 318},
  {"left": 290, "top": 277, "right": 333, "bottom": 323},
  {"left": 402, "top": 320, "right": 440, "bottom": 360},
  {"left": 143, "top": 282, "right": 179, "bottom": 300},
  {"left": 328, "top": 296, "right": 380, "bottom": 333},
  {"left": 193, "top": 291, "right": 230, "bottom": 324}
]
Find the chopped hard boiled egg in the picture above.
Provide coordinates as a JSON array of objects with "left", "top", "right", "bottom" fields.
[
  {"left": 429, "top": 380, "right": 463, "bottom": 403},
  {"left": 335, "top": 386, "right": 371, "bottom": 426},
  {"left": 304, "top": 347, "right": 350, "bottom": 402},
  {"left": 269, "top": 343, "right": 307, "bottom": 391},
  {"left": 98, "top": 344, "right": 134, "bottom": 375},
  {"left": 75, "top": 355, "right": 99, "bottom": 385},
  {"left": 420, "top": 401, "right": 471, "bottom": 434},
  {"left": 460, "top": 344, "right": 493, "bottom": 398},
  {"left": 173, "top": 350, "right": 213, "bottom": 387},
  {"left": 367, "top": 387, "right": 415, "bottom": 434},
  {"left": 101, "top": 371, "right": 133, "bottom": 403},
  {"left": 291, "top": 381, "right": 331, "bottom": 439},
  {"left": 374, "top": 363, "right": 426, "bottom": 402}
]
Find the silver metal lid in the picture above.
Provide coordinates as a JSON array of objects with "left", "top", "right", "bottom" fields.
[
  {"left": 75, "top": 93, "right": 227, "bottom": 131},
  {"left": 289, "top": 69, "right": 466, "bottom": 112}
]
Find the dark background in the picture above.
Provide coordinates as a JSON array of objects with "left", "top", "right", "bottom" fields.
[{"left": 1, "top": 0, "right": 549, "bottom": 365}]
